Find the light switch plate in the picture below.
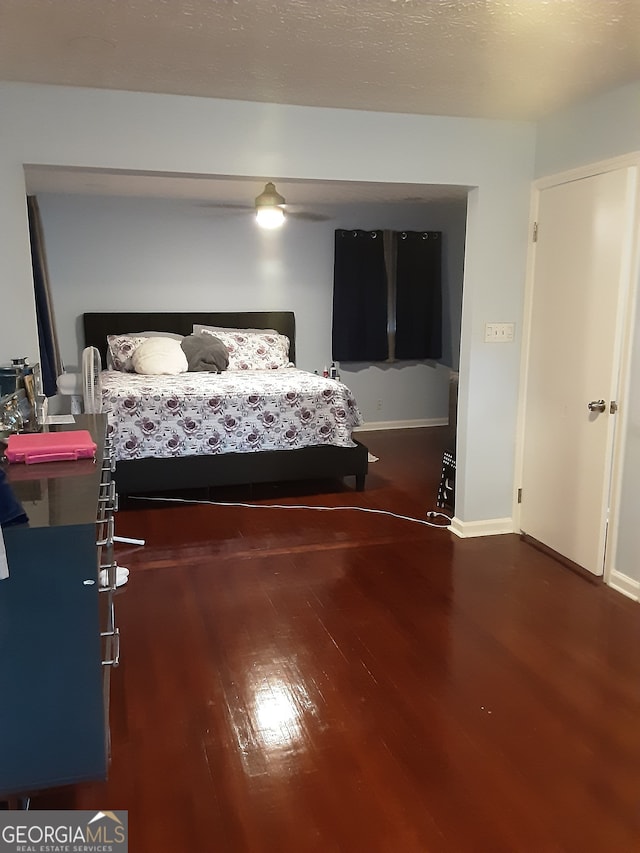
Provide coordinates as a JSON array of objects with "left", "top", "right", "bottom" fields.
[{"left": 485, "top": 322, "right": 515, "bottom": 343}]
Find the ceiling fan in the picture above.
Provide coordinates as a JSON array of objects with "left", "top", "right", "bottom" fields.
[{"left": 202, "top": 182, "right": 331, "bottom": 227}]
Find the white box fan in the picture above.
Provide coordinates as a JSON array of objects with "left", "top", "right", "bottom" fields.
[{"left": 82, "top": 346, "right": 103, "bottom": 414}]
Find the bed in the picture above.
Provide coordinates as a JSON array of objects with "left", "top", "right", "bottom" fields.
[{"left": 82, "top": 311, "right": 369, "bottom": 496}]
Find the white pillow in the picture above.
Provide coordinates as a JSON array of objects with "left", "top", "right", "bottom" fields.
[{"left": 131, "top": 337, "right": 188, "bottom": 375}]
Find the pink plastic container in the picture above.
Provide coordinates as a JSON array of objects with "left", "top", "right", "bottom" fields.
[{"left": 6, "top": 431, "right": 97, "bottom": 464}]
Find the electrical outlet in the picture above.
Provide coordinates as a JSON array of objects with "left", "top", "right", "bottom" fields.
[
  {"left": 485, "top": 322, "right": 515, "bottom": 343},
  {"left": 376, "top": 399, "right": 383, "bottom": 411}
]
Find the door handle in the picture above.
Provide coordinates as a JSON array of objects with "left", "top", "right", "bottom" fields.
[{"left": 587, "top": 399, "right": 606, "bottom": 413}]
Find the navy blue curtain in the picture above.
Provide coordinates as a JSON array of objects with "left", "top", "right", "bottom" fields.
[
  {"left": 332, "top": 228, "right": 442, "bottom": 362},
  {"left": 27, "top": 196, "right": 61, "bottom": 397},
  {"left": 395, "top": 231, "right": 442, "bottom": 360},
  {"left": 332, "top": 230, "right": 389, "bottom": 362}
]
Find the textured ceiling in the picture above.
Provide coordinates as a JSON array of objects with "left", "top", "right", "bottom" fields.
[
  {"left": 2, "top": 0, "right": 640, "bottom": 122},
  {"left": 11, "top": 1, "right": 640, "bottom": 209}
]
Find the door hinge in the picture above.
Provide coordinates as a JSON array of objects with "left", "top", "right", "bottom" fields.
[
  {"left": 532, "top": 222, "right": 538, "bottom": 243},
  {"left": 517, "top": 488, "right": 523, "bottom": 504}
]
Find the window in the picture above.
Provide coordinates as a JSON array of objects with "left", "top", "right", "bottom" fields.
[{"left": 332, "top": 229, "right": 441, "bottom": 362}]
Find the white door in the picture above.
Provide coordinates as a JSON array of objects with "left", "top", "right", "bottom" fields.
[{"left": 520, "top": 167, "right": 636, "bottom": 575}]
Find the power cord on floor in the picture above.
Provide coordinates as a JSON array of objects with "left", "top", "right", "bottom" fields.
[
  {"left": 129, "top": 495, "right": 453, "bottom": 529},
  {"left": 426, "top": 510, "right": 453, "bottom": 522}
]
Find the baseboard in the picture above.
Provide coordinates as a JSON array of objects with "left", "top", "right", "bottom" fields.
[
  {"left": 607, "top": 569, "right": 640, "bottom": 602},
  {"left": 449, "top": 517, "right": 515, "bottom": 538},
  {"left": 355, "top": 418, "right": 448, "bottom": 432}
]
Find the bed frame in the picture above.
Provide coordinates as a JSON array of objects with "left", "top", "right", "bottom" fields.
[{"left": 82, "top": 311, "right": 368, "bottom": 496}]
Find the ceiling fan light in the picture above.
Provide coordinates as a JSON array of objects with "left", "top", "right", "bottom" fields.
[
  {"left": 256, "top": 206, "right": 285, "bottom": 229},
  {"left": 255, "top": 181, "right": 286, "bottom": 208},
  {"left": 255, "top": 181, "right": 286, "bottom": 228}
]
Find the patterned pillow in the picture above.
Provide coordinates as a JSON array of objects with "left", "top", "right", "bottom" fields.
[
  {"left": 193, "top": 324, "right": 278, "bottom": 337},
  {"left": 199, "top": 328, "right": 290, "bottom": 370},
  {"left": 107, "top": 335, "right": 147, "bottom": 372},
  {"left": 107, "top": 332, "right": 184, "bottom": 371}
]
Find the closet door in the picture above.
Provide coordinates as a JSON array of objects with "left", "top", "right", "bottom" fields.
[{"left": 520, "top": 166, "right": 636, "bottom": 575}]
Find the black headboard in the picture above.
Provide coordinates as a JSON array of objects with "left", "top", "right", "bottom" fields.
[{"left": 82, "top": 311, "right": 296, "bottom": 366}]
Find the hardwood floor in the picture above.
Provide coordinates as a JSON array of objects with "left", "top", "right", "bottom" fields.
[{"left": 33, "top": 427, "right": 640, "bottom": 852}]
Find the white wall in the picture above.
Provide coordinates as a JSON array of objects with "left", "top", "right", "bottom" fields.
[
  {"left": 535, "top": 81, "right": 640, "bottom": 178},
  {"left": 37, "top": 194, "right": 466, "bottom": 424},
  {"left": 535, "top": 80, "right": 640, "bottom": 586},
  {"left": 0, "top": 82, "right": 536, "bottom": 524}
]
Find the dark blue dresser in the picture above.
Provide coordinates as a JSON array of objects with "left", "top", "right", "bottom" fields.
[{"left": 0, "top": 415, "right": 115, "bottom": 798}]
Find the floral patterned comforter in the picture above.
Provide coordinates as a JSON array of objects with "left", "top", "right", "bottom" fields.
[{"left": 101, "top": 367, "right": 363, "bottom": 461}]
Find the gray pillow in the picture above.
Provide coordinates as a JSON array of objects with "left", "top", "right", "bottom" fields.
[{"left": 180, "top": 333, "right": 229, "bottom": 373}]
